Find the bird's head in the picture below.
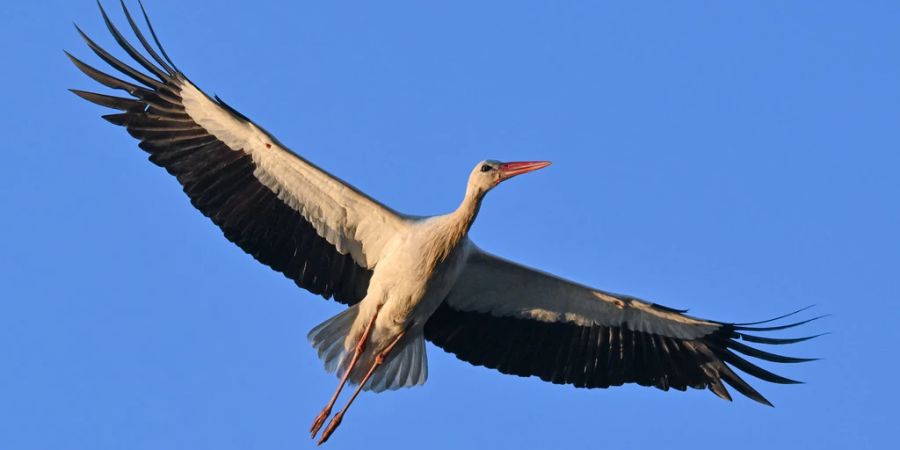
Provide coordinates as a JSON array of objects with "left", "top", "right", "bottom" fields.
[{"left": 468, "top": 159, "right": 552, "bottom": 196}]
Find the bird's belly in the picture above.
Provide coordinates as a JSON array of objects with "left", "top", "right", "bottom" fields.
[{"left": 364, "top": 238, "right": 470, "bottom": 335}]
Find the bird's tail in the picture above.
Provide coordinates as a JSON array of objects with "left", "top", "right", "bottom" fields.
[
  {"left": 354, "top": 332, "right": 428, "bottom": 393},
  {"left": 308, "top": 306, "right": 428, "bottom": 392},
  {"left": 308, "top": 306, "right": 360, "bottom": 374}
]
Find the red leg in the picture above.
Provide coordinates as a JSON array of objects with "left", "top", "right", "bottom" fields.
[
  {"left": 310, "top": 306, "right": 380, "bottom": 439},
  {"left": 317, "top": 330, "right": 407, "bottom": 446}
]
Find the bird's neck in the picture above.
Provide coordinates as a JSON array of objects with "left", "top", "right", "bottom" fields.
[
  {"left": 449, "top": 184, "right": 484, "bottom": 236},
  {"left": 416, "top": 186, "right": 484, "bottom": 272},
  {"left": 424, "top": 184, "right": 484, "bottom": 265}
]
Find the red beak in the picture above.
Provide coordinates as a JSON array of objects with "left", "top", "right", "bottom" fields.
[{"left": 498, "top": 161, "right": 552, "bottom": 183}]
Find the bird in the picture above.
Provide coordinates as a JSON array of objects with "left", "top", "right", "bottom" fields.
[{"left": 69, "top": 1, "right": 822, "bottom": 444}]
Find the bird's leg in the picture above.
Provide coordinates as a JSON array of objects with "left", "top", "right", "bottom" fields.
[
  {"left": 310, "top": 306, "right": 381, "bottom": 439},
  {"left": 317, "top": 329, "right": 407, "bottom": 446}
]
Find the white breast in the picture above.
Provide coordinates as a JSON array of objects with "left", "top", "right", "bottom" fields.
[{"left": 360, "top": 218, "right": 473, "bottom": 336}]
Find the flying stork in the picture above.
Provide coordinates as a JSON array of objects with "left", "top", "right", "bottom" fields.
[{"left": 69, "top": 1, "right": 821, "bottom": 444}]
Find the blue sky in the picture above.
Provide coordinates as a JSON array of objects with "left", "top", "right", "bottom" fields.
[{"left": 2, "top": 1, "right": 898, "bottom": 449}]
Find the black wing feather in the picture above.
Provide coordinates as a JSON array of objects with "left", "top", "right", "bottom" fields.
[
  {"left": 425, "top": 304, "right": 820, "bottom": 405},
  {"left": 69, "top": 2, "right": 370, "bottom": 305}
]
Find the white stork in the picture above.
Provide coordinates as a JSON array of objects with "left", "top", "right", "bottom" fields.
[{"left": 69, "top": 2, "right": 821, "bottom": 444}]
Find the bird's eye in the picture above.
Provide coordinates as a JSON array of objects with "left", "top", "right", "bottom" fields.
[{"left": 480, "top": 164, "right": 493, "bottom": 172}]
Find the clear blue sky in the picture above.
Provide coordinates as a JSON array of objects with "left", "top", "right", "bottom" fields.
[{"left": 1, "top": 1, "right": 897, "bottom": 449}]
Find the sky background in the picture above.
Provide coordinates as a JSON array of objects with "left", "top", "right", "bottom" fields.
[{"left": 2, "top": 1, "right": 898, "bottom": 449}]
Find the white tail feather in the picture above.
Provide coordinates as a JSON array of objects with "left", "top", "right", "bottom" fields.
[
  {"left": 363, "top": 334, "right": 428, "bottom": 393},
  {"left": 308, "top": 307, "right": 428, "bottom": 392},
  {"left": 307, "top": 306, "right": 359, "bottom": 374}
]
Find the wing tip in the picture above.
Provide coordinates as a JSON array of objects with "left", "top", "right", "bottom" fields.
[
  {"left": 703, "top": 307, "right": 823, "bottom": 404},
  {"left": 734, "top": 304, "right": 817, "bottom": 326},
  {"left": 734, "top": 314, "right": 829, "bottom": 332},
  {"left": 136, "top": 0, "right": 179, "bottom": 71}
]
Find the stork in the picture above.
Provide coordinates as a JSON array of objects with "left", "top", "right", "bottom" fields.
[{"left": 69, "top": 2, "right": 821, "bottom": 444}]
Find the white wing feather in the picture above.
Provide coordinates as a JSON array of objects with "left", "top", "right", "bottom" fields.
[
  {"left": 180, "top": 81, "right": 406, "bottom": 268},
  {"left": 446, "top": 244, "right": 722, "bottom": 340}
]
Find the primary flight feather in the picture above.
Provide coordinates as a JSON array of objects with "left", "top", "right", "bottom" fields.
[{"left": 69, "top": 1, "right": 820, "bottom": 444}]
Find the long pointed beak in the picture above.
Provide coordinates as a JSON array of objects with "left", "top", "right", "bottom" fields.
[{"left": 498, "top": 160, "right": 551, "bottom": 183}]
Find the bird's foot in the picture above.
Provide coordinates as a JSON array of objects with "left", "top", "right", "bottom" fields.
[
  {"left": 310, "top": 407, "right": 331, "bottom": 439},
  {"left": 317, "top": 411, "right": 344, "bottom": 445}
]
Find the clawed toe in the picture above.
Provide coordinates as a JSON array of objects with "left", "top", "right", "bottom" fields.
[
  {"left": 310, "top": 408, "right": 330, "bottom": 439},
  {"left": 317, "top": 412, "right": 343, "bottom": 445}
]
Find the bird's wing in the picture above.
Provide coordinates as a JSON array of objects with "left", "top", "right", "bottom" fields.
[
  {"left": 68, "top": 2, "right": 407, "bottom": 304},
  {"left": 425, "top": 244, "right": 822, "bottom": 405}
]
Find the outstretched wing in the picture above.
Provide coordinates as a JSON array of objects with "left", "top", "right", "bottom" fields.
[
  {"left": 68, "top": 1, "right": 408, "bottom": 304},
  {"left": 425, "top": 245, "right": 822, "bottom": 405}
]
